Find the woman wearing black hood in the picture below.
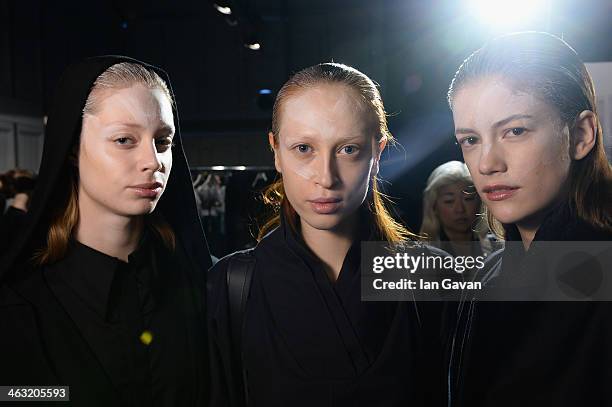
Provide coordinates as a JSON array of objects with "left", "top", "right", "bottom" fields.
[{"left": 0, "top": 56, "right": 212, "bottom": 406}]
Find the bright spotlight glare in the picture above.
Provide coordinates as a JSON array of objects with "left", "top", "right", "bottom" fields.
[
  {"left": 213, "top": 4, "right": 232, "bottom": 15},
  {"left": 468, "top": 0, "right": 547, "bottom": 26},
  {"left": 211, "top": 166, "right": 226, "bottom": 170},
  {"left": 246, "top": 43, "right": 261, "bottom": 50}
]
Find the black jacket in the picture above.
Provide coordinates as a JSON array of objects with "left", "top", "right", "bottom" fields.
[
  {"left": 0, "top": 56, "right": 212, "bottom": 406},
  {"left": 208, "top": 213, "right": 447, "bottom": 407},
  {"left": 449, "top": 203, "right": 612, "bottom": 406}
]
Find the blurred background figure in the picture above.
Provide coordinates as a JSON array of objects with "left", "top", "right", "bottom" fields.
[
  {"left": 0, "top": 172, "right": 8, "bottom": 215},
  {"left": 4, "top": 169, "right": 37, "bottom": 212},
  {"left": 0, "top": 169, "right": 37, "bottom": 254},
  {"left": 420, "top": 161, "right": 498, "bottom": 257}
]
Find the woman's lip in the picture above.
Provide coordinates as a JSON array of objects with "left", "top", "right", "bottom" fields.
[
  {"left": 482, "top": 184, "right": 519, "bottom": 193},
  {"left": 309, "top": 200, "right": 342, "bottom": 214},
  {"left": 483, "top": 186, "right": 519, "bottom": 202},
  {"left": 310, "top": 198, "right": 341, "bottom": 203},
  {"left": 131, "top": 182, "right": 163, "bottom": 189},
  {"left": 130, "top": 183, "right": 163, "bottom": 198}
]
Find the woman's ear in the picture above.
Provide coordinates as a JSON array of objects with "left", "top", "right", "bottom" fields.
[
  {"left": 268, "top": 132, "right": 281, "bottom": 173},
  {"left": 372, "top": 137, "right": 388, "bottom": 178},
  {"left": 571, "top": 110, "right": 597, "bottom": 160}
]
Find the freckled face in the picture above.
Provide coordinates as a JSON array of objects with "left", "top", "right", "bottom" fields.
[
  {"left": 452, "top": 77, "right": 571, "bottom": 226},
  {"left": 78, "top": 84, "right": 175, "bottom": 218},
  {"left": 271, "top": 83, "right": 384, "bottom": 232}
]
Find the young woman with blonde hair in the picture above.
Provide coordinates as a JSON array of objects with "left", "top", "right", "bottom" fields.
[{"left": 0, "top": 56, "right": 212, "bottom": 406}]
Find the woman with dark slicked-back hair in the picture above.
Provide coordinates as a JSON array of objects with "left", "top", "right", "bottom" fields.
[
  {"left": 0, "top": 57, "right": 212, "bottom": 406},
  {"left": 208, "top": 62, "right": 447, "bottom": 407},
  {"left": 447, "top": 32, "right": 612, "bottom": 407}
]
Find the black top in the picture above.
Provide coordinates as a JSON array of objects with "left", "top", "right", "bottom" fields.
[
  {"left": 0, "top": 230, "right": 208, "bottom": 406},
  {"left": 449, "top": 202, "right": 612, "bottom": 407},
  {"left": 208, "top": 212, "right": 446, "bottom": 407}
]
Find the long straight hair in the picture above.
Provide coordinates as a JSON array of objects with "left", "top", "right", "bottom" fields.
[{"left": 258, "top": 63, "right": 416, "bottom": 243}]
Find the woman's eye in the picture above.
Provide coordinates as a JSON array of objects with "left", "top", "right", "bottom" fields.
[
  {"left": 458, "top": 136, "right": 478, "bottom": 147},
  {"left": 509, "top": 127, "right": 526, "bottom": 136},
  {"left": 155, "top": 139, "right": 175, "bottom": 152},
  {"left": 115, "top": 137, "right": 133, "bottom": 145},
  {"left": 296, "top": 144, "right": 311, "bottom": 153},
  {"left": 340, "top": 145, "right": 359, "bottom": 155},
  {"left": 156, "top": 138, "right": 174, "bottom": 147}
]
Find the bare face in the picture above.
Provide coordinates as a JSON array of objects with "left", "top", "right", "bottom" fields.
[
  {"left": 78, "top": 84, "right": 175, "bottom": 218},
  {"left": 271, "top": 83, "right": 385, "bottom": 233},
  {"left": 435, "top": 182, "right": 480, "bottom": 235},
  {"left": 452, "top": 77, "right": 571, "bottom": 226}
]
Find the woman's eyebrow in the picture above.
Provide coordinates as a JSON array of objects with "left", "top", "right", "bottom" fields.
[
  {"left": 156, "top": 124, "right": 175, "bottom": 135},
  {"left": 105, "top": 122, "right": 174, "bottom": 134},
  {"left": 105, "top": 121, "right": 144, "bottom": 129},
  {"left": 336, "top": 135, "right": 366, "bottom": 143},
  {"left": 455, "top": 128, "right": 476, "bottom": 136},
  {"left": 455, "top": 114, "right": 534, "bottom": 135},
  {"left": 283, "top": 134, "right": 318, "bottom": 143},
  {"left": 491, "top": 114, "right": 533, "bottom": 129}
]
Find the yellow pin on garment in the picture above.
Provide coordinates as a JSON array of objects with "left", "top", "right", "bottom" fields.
[{"left": 140, "top": 330, "right": 153, "bottom": 346}]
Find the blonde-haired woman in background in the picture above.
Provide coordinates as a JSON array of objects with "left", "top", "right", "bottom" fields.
[{"left": 420, "top": 160, "right": 498, "bottom": 258}]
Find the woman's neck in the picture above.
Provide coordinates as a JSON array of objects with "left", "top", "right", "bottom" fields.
[
  {"left": 300, "top": 214, "right": 358, "bottom": 282},
  {"left": 76, "top": 194, "right": 144, "bottom": 262},
  {"left": 442, "top": 228, "right": 473, "bottom": 242},
  {"left": 515, "top": 187, "right": 571, "bottom": 250},
  {"left": 514, "top": 199, "right": 565, "bottom": 250}
]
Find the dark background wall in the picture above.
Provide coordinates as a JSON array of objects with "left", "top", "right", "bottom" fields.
[{"left": 2, "top": 0, "right": 612, "bottom": 230}]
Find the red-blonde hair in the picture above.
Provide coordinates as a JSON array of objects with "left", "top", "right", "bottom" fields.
[{"left": 258, "top": 63, "right": 416, "bottom": 243}]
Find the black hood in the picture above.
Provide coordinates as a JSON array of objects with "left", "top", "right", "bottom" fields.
[{"left": 0, "top": 55, "right": 212, "bottom": 282}]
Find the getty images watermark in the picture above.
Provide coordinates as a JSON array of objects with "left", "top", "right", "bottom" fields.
[
  {"left": 371, "top": 251, "right": 485, "bottom": 290},
  {"left": 360, "top": 241, "right": 612, "bottom": 301}
]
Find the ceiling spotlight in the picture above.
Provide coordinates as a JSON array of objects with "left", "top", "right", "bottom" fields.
[
  {"left": 245, "top": 42, "right": 261, "bottom": 51},
  {"left": 467, "top": 0, "right": 548, "bottom": 28},
  {"left": 213, "top": 3, "right": 232, "bottom": 15}
]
